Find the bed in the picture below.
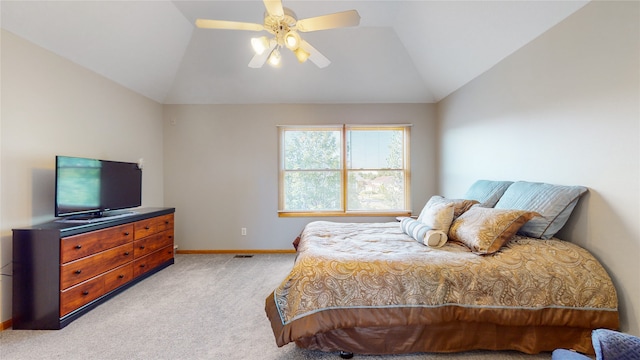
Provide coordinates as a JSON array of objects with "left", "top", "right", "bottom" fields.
[{"left": 265, "top": 180, "right": 619, "bottom": 356}]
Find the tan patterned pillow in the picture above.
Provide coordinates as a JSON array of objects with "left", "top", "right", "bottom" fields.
[
  {"left": 449, "top": 207, "right": 539, "bottom": 254},
  {"left": 448, "top": 198, "right": 479, "bottom": 218},
  {"left": 418, "top": 196, "right": 478, "bottom": 220}
]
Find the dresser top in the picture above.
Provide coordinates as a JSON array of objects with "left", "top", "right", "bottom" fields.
[{"left": 13, "top": 207, "right": 175, "bottom": 237}]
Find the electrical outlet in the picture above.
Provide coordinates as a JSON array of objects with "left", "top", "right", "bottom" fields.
[{"left": 241, "top": 228, "right": 247, "bottom": 236}]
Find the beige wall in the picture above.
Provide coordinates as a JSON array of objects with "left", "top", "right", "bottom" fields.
[
  {"left": 438, "top": 1, "right": 639, "bottom": 335},
  {"left": 163, "top": 104, "right": 438, "bottom": 251},
  {"left": 0, "top": 30, "right": 165, "bottom": 325}
]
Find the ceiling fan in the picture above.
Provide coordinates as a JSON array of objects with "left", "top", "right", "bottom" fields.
[{"left": 195, "top": 0, "right": 360, "bottom": 68}]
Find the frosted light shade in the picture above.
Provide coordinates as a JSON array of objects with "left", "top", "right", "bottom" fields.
[
  {"left": 284, "top": 31, "right": 301, "bottom": 50},
  {"left": 268, "top": 49, "right": 281, "bottom": 66},
  {"left": 251, "top": 36, "right": 270, "bottom": 55},
  {"left": 294, "top": 47, "right": 310, "bottom": 63}
]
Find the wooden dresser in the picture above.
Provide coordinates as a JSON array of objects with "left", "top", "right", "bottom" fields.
[{"left": 12, "top": 207, "right": 175, "bottom": 329}]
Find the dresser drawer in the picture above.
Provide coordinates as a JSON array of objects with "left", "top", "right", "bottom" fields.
[
  {"left": 60, "top": 243, "right": 134, "bottom": 289},
  {"left": 134, "top": 214, "right": 174, "bottom": 240},
  {"left": 60, "top": 275, "right": 105, "bottom": 317},
  {"left": 133, "top": 230, "right": 174, "bottom": 259},
  {"left": 61, "top": 224, "right": 134, "bottom": 263},
  {"left": 104, "top": 263, "right": 134, "bottom": 294},
  {"left": 133, "top": 245, "right": 174, "bottom": 277}
]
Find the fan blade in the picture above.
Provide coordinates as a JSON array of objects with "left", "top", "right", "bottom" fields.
[
  {"left": 300, "top": 40, "right": 330, "bottom": 68},
  {"left": 263, "top": 0, "right": 284, "bottom": 17},
  {"left": 296, "top": 10, "right": 360, "bottom": 32},
  {"left": 248, "top": 41, "right": 277, "bottom": 68},
  {"left": 195, "top": 19, "right": 264, "bottom": 32}
]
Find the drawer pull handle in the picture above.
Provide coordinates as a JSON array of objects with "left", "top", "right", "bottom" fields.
[
  {"left": 82, "top": 291, "right": 89, "bottom": 296},
  {"left": 124, "top": 252, "right": 130, "bottom": 256},
  {"left": 145, "top": 226, "right": 150, "bottom": 230},
  {"left": 168, "top": 236, "right": 173, "bottom": 239},
  {"left": 140, "top": 246, "right": 145, "bottom": 250},
  {"left": 140, "top": 264, "right": 146, "bottom": 268},
  {"left": 124, "top": 232, "right": 130, "bottom": 236},
  {"left": 165, "top": 221, "right": 169, "bottom": 224},
  {"left": 75, "top": 244, "right": 82, "bottom": 249},
  {"left": 75, "top": 270, "right": 82, "bottom": 274},
  {"left": 118, "top": 274, "right": 125, "bottom": 279}
]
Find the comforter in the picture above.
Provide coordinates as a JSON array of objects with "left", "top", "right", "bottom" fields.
[{"left": 265, "top": 221, "right": 619, "bottom": 354}]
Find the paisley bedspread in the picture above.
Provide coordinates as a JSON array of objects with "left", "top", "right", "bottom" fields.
[{"left": 265, "top": 221, "right": 619, "bottom": 353}]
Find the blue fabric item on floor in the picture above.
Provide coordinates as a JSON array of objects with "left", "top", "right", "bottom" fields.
[
  {"left": 551, "top": 349, "right": 590, "bottom": 360},
  {"left": 592, "top": 329, "right": 640, "bottom": 360},
  {"left": 552, "top": 329, "right": 640, "bottom": 360}
]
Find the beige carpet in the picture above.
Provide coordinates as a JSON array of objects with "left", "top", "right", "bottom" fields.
[{"left": 0, "top": 254, "right": 555, "bottom": 359}]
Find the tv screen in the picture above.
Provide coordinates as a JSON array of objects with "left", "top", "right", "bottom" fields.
[{"left": 55, "top": 156, "right": 142, "bottom": 217}]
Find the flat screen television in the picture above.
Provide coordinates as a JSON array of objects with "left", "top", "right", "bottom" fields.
[{"left": 55, "top": 155, "right": 142, "bottom": 218}]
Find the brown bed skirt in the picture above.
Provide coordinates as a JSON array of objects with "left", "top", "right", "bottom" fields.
[
  {"left": 294, "top": 322, "right": 594, "bottom": 355},
  {"left": 266, "top": 292, "right": 619, "bottom": 355}
]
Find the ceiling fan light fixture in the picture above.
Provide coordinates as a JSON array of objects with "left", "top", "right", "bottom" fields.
[
  {"left": 284, "top": 31, "right": 301, "bottom": 50},
  {"left": 294, "top": 47, "right": 310, "bottom": 63},
  {"left": 251, "top": 36, "right": 270, "bottom": 55},
  {"left": 268, "top": 48, "right": 282, "bottom": 67},
  {"left": 196, "top": 1, "right": 360, "bottom": 69}
]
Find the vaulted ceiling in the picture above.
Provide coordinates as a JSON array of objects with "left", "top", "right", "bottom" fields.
[{"left": 0, "top": 1, "right": 589, "bottom": 104}]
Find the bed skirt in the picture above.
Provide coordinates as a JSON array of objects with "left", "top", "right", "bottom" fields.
[
  {"left": 294, "top": 323, "right": 594, "bottom": 355},
  {"left": 265, "top": 292, "right": 618, "bottom": 355}
]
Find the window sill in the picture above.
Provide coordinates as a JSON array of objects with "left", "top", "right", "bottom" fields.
[{"left": 278, "top": 211, "right": 412, "bottom": 218}]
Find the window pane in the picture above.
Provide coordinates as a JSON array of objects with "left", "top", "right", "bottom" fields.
[
  {"left": 284, "top": 130, "right": 341, "bottom": 170},
  {"left": 347, "top": 130, "right": 403, "bottom": 169},
  {"left": 347, "top": 170, "right": 405, "bottom": 211},
  {"left": 284, "top": 171, "right": 341, "bottom": 211}
]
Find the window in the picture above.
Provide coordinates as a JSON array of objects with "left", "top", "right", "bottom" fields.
[{"left": 278, "top": 124, "right": 411, "bottom": 216}]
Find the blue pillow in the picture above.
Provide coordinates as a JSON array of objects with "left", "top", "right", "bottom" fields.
[
  {"left": 494, "top": 181, "right": 587, "bottom": 239},
  {"left": 463, "top": 180, "right": 513, "bottom": 207}
]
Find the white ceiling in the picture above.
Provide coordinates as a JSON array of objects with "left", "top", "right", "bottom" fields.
[{"left": 0, "top": 0, "right": 589, "bottom": 104}]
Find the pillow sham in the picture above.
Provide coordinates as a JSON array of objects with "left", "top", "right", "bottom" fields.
[
  {"left": 463, "top": 180, "right": 514, "bottom": 207},
  {"left": 448, "top": 207, "right": 538, "bottom": 254},
  {"left": 417, "top": 195, "right": 477, "bottom": 222},
  {"left": 493, "top": 181, "right": 588, "bottom": 239}
]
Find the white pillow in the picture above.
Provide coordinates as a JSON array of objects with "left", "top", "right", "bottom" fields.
[{"left": 416, "top": 196, "right": 455, "bottom": 232}]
